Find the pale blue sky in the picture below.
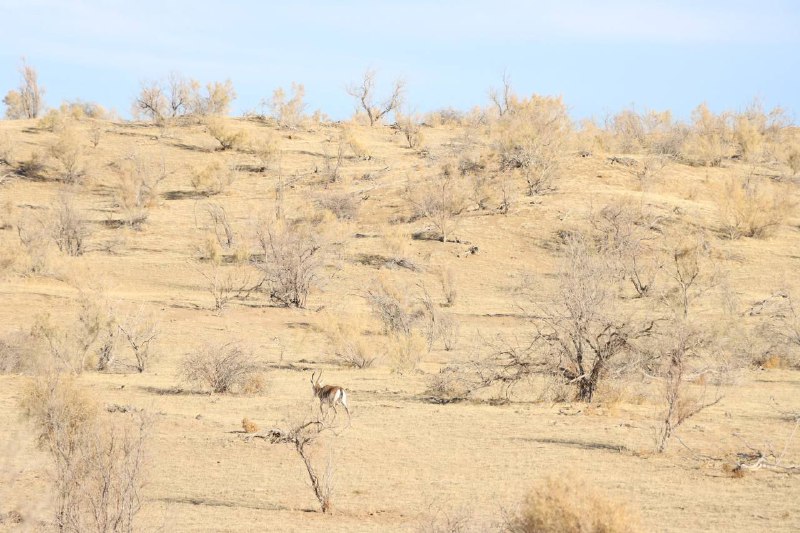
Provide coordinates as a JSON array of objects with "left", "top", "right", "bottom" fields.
[{"left": 1, "top": 1, "right": 798, "bottom": 122}]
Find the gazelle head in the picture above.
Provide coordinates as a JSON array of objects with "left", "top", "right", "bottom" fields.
[{"left": 311, "top": 371, "right": 322, "bottom": 394}]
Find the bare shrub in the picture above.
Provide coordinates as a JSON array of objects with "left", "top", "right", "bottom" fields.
[
  {"left": 51, "top": 193, "right": 88, "bottom": 256},
  {"left": 715, "top": 176, "right": 791, "bottom": 239},
  {"left": 319, "top": 313, "right": 375, "bottom": 369},
  {"left": 424, "top": 366, "right": 475, "bottom": 403},
  {"left": 194, "top": 260, "right": 255, "bottom": 312},
  {"left": 506, "top": 477, "right": 639, "bottom": 533},
  {"left": 88, "top": 122, "right": 102, "bottom": 148},
  {"left": 346, "top": 68, "right": 405, "bottom": 126},
  {"left": 113, "top": 154, "right": 166, "bottom": 228},
  {"left": 269, "top": 82, "right": 306, "bottom": 127},
  {"left": 748, "top": 290, "right": 800, "bottom": 368},
  {"left": 3, "top": 58, "right": 45, "bottom": 119},
  {"left": 30, "top": 291, "right": 114, "bottom": 375},
  {"left": 590, "top": 200, "right": 663, "bottom": 297},
  {"left": 181, "top": 342, "right": 260, "bottom": 393},
  {"left": 342, "top": 127, "right": 371, "bottom": 159},
  {"left": 419, "top": 286, "right": 459, "bottom": 351},
  {"left": 493, "top": 94, "right": 570, "bottom": 195},
  {"left": 21, "top": 374, "right": 149, "bottom": 533},
  {"left": 438, "top": 266, "right": 457, "bottom": 307},
  {"left": 254, "top": 218, "right": 326, "bottom": 308},
  {"left": 396, "top": 112, "right": 425, "bottom": 149},
  {"left": 317, "top": 191, "right": 360, "bottom": 220},
  {"left": 654, "top": 320, "right": 722, "bottom": 453},
  {"left": 16, "top": 211, "right": 54, "bottom": 273},
  {"left": 206, "top": 117, "right": 248, "bottom": 151},
  {"left": 48, "top": 126, "right": 83, "bottom": 183},
  {"left": 683, "top": 104, "right": 732, "bottom": 166},
  {"left": 194, "top": 80, "right": 236, "bottom": 117},
  {"left": 191, "top": 159, "right": 238, "bottom": 196},
  {"left": 405, "top": 162, "right": 469, "bottom": 243},
  {"left": 250, "top": 135, "right": 280, "bottom": 171},
  {"left": 364, "top": 275, "right": 415, "bottom": 336},
  {"left": 117, "top": 307, "right": 158, "bottom": 373},
  {"left": 0, "top": 331, "right": 44, "bottom": 374}
]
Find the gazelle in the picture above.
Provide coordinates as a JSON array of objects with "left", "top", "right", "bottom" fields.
[{"left": 311, "top": 371, "right": 350, "bottom": 419}]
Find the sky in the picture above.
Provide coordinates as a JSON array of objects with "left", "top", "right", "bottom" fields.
[{"left": 1, "top": 0, "right": 798, "bottom": 122}]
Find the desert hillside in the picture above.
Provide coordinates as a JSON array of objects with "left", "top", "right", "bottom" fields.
[{"left": 1, "top": 94, "right": 799, "bottom": 532}]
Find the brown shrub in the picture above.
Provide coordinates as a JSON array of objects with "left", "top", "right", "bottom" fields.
[
  {"left": 716, "top": 177, "right": 791, "bottom": 239},
  {"left": 206, "top": 117, "right": 248, "bottom": 151},
  {"left": 113, "top": 154, "right": 166, "bottom": 228},
  {"left": 317, "top": 191, "right": 360, "bottom": 220},
  {"left": 181, "top": 342, "right": 261, "bottom": 393},
  {"left": 48, "top": 126, "right": 83, "bottom": 183},
  {"left": 506, "top": 477, "right": 639, "bottom": 533},
  {"left": 191, "top": 159, "right": 238, "bottom": 195}
]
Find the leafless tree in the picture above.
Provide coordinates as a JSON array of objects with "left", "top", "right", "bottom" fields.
[
  {"left": 346, "top": 69, "right": 405, "bottom": 126},
  {"left": 3, "top": 58, "right": 45, "bottom": 119},
  {"left": 488, "top": 71, "right": 513, "bottom": 117},
  {"left": 246, "top": 414, "right": 343, "bottom": 513}
]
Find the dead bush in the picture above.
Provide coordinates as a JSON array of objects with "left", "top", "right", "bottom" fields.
[
  {"left": 191, "top": 159, "right": 238, "bottom": 196},
  {"left": 21, "top": 373, "right": 149, "bottom": 533},
  {"left": 396, "top": 112, "right": 425, "bottom": 149},
  {"left": 51, "top": 193, "right": 88, "bottom": 256},
  {"left": 716, "top": 177, "right": 791, "bottom": 239},
  {"left": 206, "top": 117, "right": 248, "bottom": 151},
  {"left": 682, "top": 104, "right": 732, "bottom": 166},
  {"left": 364, "top": 275, "right": 415, "bottom": 336},
  {"left": 317, "top": 191, "right": 360, "bottom": 220},
  {"left": 181, "top": 342, "right": 261, "bottom": 393},
  {"left": 250, "top": 135, "right": 280, "bottom": 171},
  {"left": 16, "top": 210, "right": 54, "bottom": 273},
  {"left": 438, "top": 266, "right": 457, "bottom": 307},
  {"left": 654, "top": 320, "right": 722, "bottom": 453},
  {"left": 48, "top": 127, "right": 83, "bottom": 183},
  {"left": 320, "top": 313, "right": 376, "bottom": 369},
  {"left": 493, "top": 94, "right": 570, "bottom": 195},
  {"left": 113, "top": 154, "right": 166, "bottom": 228},
  {"left": 254, "top": 218, "right": 326, "bottom": 308},
  {"left": 506, "top": 477, "right": 639, "bottom": 533},
  {"left": 405, "top": 162, "right": 469, "bottom": 243},
  {"left": 269, "top": 82, "right": 306, "bottom": 128},
  {"left": 117, "top": 306, "right": 158, "bottom": 373},
  {"left": 194, "top": 260, "right": 256, "bottom": 312}
]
